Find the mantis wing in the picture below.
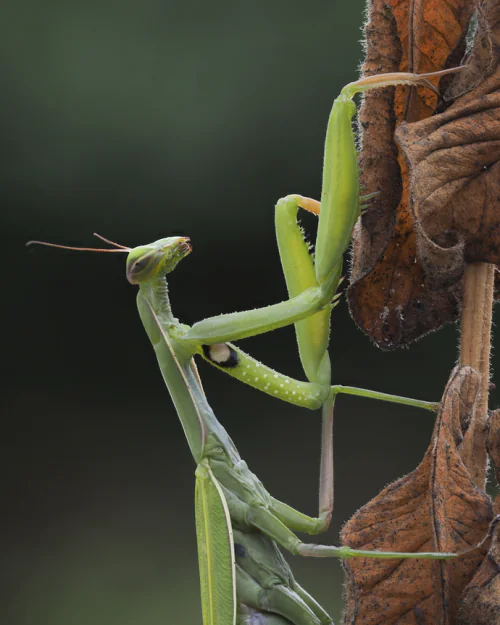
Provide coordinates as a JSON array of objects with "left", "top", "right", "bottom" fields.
[{"left": 195, "top": 461, "right": 236, "bottom": 625}]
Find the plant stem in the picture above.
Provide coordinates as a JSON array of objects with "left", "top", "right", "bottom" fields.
[{"left": 459, "top": 262, "right": 495, "bottom": 489}]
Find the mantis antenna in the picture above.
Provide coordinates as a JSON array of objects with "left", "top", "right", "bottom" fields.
[
  {"left": 92, "top": 233, "right": 131, "bottom": 250},
  {"left": 26, "top": 233, "right": 131, "bottom": 253}
]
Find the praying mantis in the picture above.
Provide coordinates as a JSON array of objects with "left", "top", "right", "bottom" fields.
[{"left": 29, "top": 71, "right": 473, "bottom": 625}]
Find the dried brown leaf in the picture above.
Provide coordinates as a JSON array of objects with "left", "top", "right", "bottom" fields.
[
  {"left": 456, "top": 409, "right": 500, "bottom": 624},
  {"left": 456, "top": 525, "right": 500, "bottom": 624},
  {"left": 348, "top": 0, "right": 480, "bottom": 349},
  {"left": 487, "top": 408, "right": 500, "bottom": 484},
  {"left": 396, "top": 67, "right": 500, "bottom": 289},
  {"left": 447, "top": 0, "right": 500, "bottom": 100},
  {"left": 341, "top": 367, "right": 493, "bottom": 625}
]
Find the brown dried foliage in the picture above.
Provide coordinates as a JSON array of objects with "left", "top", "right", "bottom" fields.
[
  {"left": 347, "top": 0, "right": 499, "bottom": 349},
  {"left": 339, "top": 2, "right": 499, "bottom": 623},
  {"left": 341, "top": 367, "right": 493, "bottom": 625},
  {"left": 397, "top": 66, "right": 500, "bottom": 291},
  {"left": 457, "top": 409, "right": 500, "bottom": 624}
]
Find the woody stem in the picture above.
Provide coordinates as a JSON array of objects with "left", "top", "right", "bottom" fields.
[{"left": 459, "top": 262, "right": 495, "bottom": 489}]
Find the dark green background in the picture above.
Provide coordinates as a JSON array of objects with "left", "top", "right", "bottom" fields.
[{"left": 4, "top": 2, "right": 497, "bottom": 624}]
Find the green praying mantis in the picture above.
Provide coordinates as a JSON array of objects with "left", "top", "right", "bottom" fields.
[{"left": 29, "top": 70, "right": 480, "bottom": 625}]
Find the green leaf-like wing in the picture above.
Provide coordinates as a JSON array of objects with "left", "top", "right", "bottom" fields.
[{"left": 195, "top": 461, "right": 236, "bottom": 625}]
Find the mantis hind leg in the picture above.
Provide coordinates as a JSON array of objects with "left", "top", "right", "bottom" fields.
[{"left": 246, "top": 502, "right": 456, "bottom": 561}]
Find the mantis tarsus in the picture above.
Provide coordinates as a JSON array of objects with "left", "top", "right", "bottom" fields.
[{"left": 30, "top": 71, "right": 478, "bottom": 625}]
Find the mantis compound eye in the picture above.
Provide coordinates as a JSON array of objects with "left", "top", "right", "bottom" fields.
[
  {"left": 126, "top": 246, "right": 158, "bottom": 284},
  {"left": 132, "top": 257, "right": 149, "bottom": 273}
]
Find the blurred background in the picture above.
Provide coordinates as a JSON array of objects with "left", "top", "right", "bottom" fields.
[{"left": 4, "top": 1, "right": 498, "bottom": 623}]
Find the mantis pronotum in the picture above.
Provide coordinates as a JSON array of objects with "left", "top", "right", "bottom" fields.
[{"left": 30, "top": 71, "right": 471, "bottom": 625}]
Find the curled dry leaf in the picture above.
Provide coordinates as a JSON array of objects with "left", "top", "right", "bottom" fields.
[
  {"left": 347, "top": 0, "right": 480, "bottom": 349},
  {"left": 341, "top": 367, "right": 493, "bottom": 625},
  {"left": 396, "top": 67, "right": 500, "bottom": 290},
  {"left": 446, "top": 0, "right": 500, "bottom": 100},
  {"left": 456, "top": 409, "right": 500, "bottom": 624},
  {"left": 457, "top": 526, "right": 500, "bottom": 624},
  {"left": 486, "top": 410, "right": 500, "bottom": 499}
]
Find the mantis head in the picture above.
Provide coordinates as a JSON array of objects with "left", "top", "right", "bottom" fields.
[
  {"left": 126, "top": 237, "right": 192, "bottom": 284},
  {"left": 26, "top": 234, "right": 192, "bottom": 285}
]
